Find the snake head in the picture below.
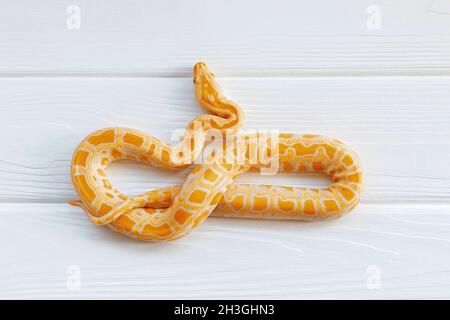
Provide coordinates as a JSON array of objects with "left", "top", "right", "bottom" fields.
[
  {"left": 193, "top": 62, "right": 224, "bottom": 107},
  {"left": 193, "top": 62, "right": 244, "bottom": 131},
  {"left": 193, "top": 62, "right": 215, "bottom": 84}
]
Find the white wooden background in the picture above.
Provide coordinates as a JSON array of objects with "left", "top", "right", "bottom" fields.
[{"left": 1, "top": 0, "right": 450, "bottom": 299}]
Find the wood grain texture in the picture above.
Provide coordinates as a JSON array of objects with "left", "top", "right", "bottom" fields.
[
  {"left": 2, "top": 0, "right": 450, "bottom": 299},
  {"left": 1, "top": 203, "right": 450, "bottom": 299},
  {"left": 0, "top": 77, "right": 449, "bottom": 203},
  {"left": 0, "top": 0, "right": 450, "bottom": 75}
]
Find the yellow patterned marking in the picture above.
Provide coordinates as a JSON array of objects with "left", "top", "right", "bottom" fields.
[
  {"left": 161, "top": 149, "right": 170, "bottom": 162},
  {"left": 278, "top": 198, "right": 295, "bottom": 212},
  {"left": 124, "top": 132, "right": 144, "bottom": 147},
  {"left": 173, "top": 209, "right": 191, "bottom": 225},
  {"left": 74, "top": 175, "right": 96, "bottom": 203},
  {"left": 148, "top": 144, "right": 156, "bottom": 155},
  {"left": 253, "top": 196, "right": 268, "bottom": 211},
  {"left": 142, "top": 223, "right": 172, "bottom": 237},
  {"left": 204, "top": 168, "right": 219, "bottom": 183},
  {"left": 324, "top": 145, "right": 337, "bottom": 159},
  {"left": 111, "top": 149, "right": 122, "bottom": 158},
  {"left": 114, "top": 215, "right": 135, "bottom": 231},
  {"left": 211, "top": 192, "right": 223, "bottom": 205},
  {"left": 103, "top": 179, "right": 112, "bottom": 189},
  {"left": 231, "top": 195, "right": 245, "bottom": 210},
  {"left": 303, "top": 200, "right": 316, "bottom": 215},
  {"left": 87, "top": 129, "right": 115, "bottom": 146},
  {"left": 323, "top": 200, "right": 339, "bottom": 212},
  {"left": 293, "top": 144, "right": 317, "bottom": 157},
  {"left": 99, "top": 203, "right": 112, "bottom": 215},
  {"left": 73, "top": 150, "right": 90, "bottom": 167},
  {"left": 283, "top": 162, "right": 293, "bottom": 172},
  {"left": 340, "top": 188, "right": 356, "bottom": 202},
  {"left": 312, "top": 161, "right": 324, "bottom": 171},
  {"left": 163, "top": 191, "right": 172, "bottom": 203},
  {"left": 188, "top": 190, "right": 207, "bottom": 204},
  {"left": 342, "top": 155, "right": 354, "bottom": 167},
  {"left": 348, "top": 172, "right": 362, "bottom": 183}
]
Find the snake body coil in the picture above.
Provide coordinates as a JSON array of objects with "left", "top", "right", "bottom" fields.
[{"left": 71, "top": 62, "right": 363, "bottom": 241}]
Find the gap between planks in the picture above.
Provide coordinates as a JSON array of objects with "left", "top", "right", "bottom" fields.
[{"left": 1, "top": 70, "right": 450, "bottom": 78}]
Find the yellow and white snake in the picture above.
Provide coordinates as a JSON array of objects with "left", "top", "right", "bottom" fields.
[{"left": 70, "top": 62, "right": 363, "bottom": 241}]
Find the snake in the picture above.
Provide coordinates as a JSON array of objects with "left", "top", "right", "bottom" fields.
[{"left": 70, "top": 62, "right": 363, "bottom": 241}]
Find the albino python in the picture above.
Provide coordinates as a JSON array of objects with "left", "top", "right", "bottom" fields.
[{"left": 70, "top": 62, "right": 363, "bottom": 241}]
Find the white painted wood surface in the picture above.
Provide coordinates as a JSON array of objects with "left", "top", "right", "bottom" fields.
[
  {"left": 1, "top": 1, "right": 450, "bottom": 299},
  {"left": 1, "top": 0, "right": 450, "bottom": 75},
  {"left": 2, "top": 203, "right": 450, "bottom": 299}
]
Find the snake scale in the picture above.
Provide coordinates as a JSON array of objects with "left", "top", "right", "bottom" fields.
[{"left": 70, "top": 62, "right": 363, "bottom": 241}]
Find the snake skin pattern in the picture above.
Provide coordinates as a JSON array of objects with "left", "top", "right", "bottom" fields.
[{"left": 70, "top": 62, "right": 363, "bottom": 241}]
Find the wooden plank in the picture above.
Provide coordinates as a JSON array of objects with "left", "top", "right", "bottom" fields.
[
  {"left": 0, "top": 77, "right": 449, "bottom": 203},
  {"left": 1, "top": 203, "right": 450, "bottom": 299},
  {"left": 0, "top": 1, "right": 450, "bottom": 75},
  {"left": 1, "top": 0, "right": 449, "bottom": 301}
]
